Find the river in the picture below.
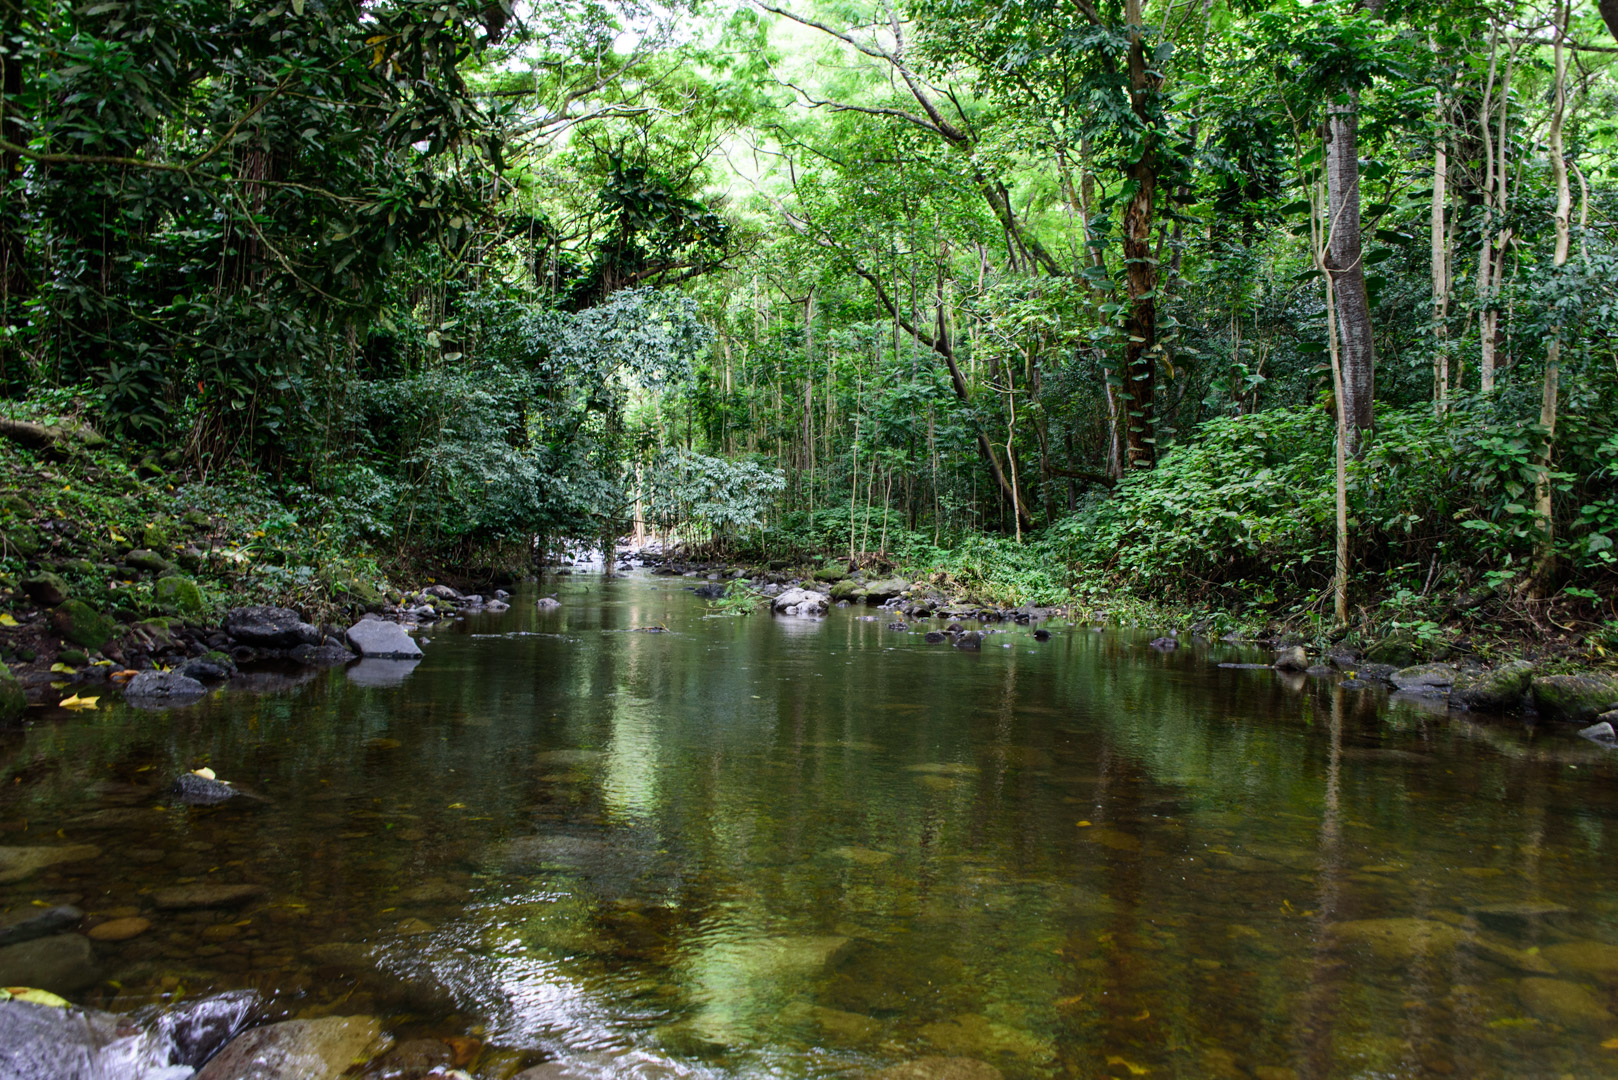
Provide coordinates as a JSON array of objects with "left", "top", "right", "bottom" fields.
[{"left": 3, "top": 572, "right": 1617, "bottom": 1079}]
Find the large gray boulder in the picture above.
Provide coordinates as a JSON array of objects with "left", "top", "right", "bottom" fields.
[
  {"left": 224, "top": 606, "right": 320, "bottom": 649},
  {"left": 194, "top": 1015, "right": 385, "bottom": 1080},
  {"left": 772, "top": 588, "right": 829, "bottom": 617},
  {"left": 1451, "top": 660, "right": 1535, "bottom": 711},
  {"left": 345, "top": 620, "right": 422, "bottom": 660},
  {"left": 0, "top": 1001, "right": 123, "bottom": 1080}
]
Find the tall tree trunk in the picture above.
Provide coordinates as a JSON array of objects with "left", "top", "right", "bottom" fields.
[
  {"left": 1529, "top": 0, "right": 1572, "bottom": 596},
  {"left": 1325, "top": 94, "right": 1375, "bottom": 448},
  {"left": 1430, "top": 82, "right": 1449, "bottom": 410},
  {"left": 0, "top": 0, "right": 25, "bottom": 370},
  {"left": 1120, "top": 0, "right": 1161, "bottom": 470}
]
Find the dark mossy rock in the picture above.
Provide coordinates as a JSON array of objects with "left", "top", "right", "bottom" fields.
[
  {"left": 321, "top": 570, "right": 384, "bottom": 611},
  {"left": 0, "top": 662, "right": 24, "bottom": 723},
  {"left": 21, "top": 572, "right": 68, "bottom": 607},
  {"left": 1363, "top": 630, "right": 1429, "bottom": 666},
  {"left": 1532, "top": 674, "right": 1618, "bottom": 724},
  {"left": 181, "top": 509, "right": 211, "bottom": 529},
  {"left": 813, "top": 565, "right": 848, "bottom": 583},
  {"left": 829, "top": 579, "right": 865, "bottom": 602},
  {"left": 861, "top": 577, "right": 911, "bottom": 603},
  {"left": 123, "top": 548, "right": 173, "bottom": 574},
  {"left": 153, "top": 574, "right": 205, "bottom": 614},
  {"left": 140, "top": 520, "right": 171, "bottom": 550},
  {"left": 1390, "top": 663, "right": 1457, "bottom": 692},
  {"left": 56, "top": 649, "right": 88, "bottom": 667},
  {"left": 49, "top": 600, "right": 117, "bottom": 649},
  {"left": 0, "top": 524, "right": 43, "bottom": 558},
  {"left": 57, "top": 558, "right": 95, "bottom": 576},
  {"left": 1451, "top": 660, "right": 1535, "bottom": 711}
]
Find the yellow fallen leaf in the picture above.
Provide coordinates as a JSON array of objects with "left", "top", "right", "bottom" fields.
[
  {"left": 50, "top": 662, "right": 76, "bottom": 674},
  {"left": 1604, "top": 1037, "right": 1618, "bottom": 1049},
  {"left": 58, "top": 693, "right": 99, "bottom": 711},
  {"left": 0, "top": 613, "right": 18, "bottom": 627},
  {"left": 191, "top": 767, "right": 216, "bottom": 780},
  {"left": 1106, "top": 1056, "right": 1149, "bottom": 1076},
  {"left": 109, "top": 528, "right": 125, "bottom": 542},
  {"left": 447, "top": 803, "right": 467, "bottom": 809},
  {"left": 1076, "top": 820, "right": 1092, "bottom": 827},
  {"left": 2, "top": 987, "right": 71, "bottom": 1008}
]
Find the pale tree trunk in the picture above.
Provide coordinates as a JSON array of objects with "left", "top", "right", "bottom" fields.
[
  {"left": 1325, "top": 94, "right": 1375, "bottom": 449},
  {"left": 1529, "top": 0, "right": 1572, "bottom": 596},
  {"left": 1317, "top": 171, "right": 1352, "bottom": 628},
  {"left": 1478, "top": 26, "right": 1514, "bottom": 393},
  {"left": 1430, "top": 85, "right": 1450, "bottom": 410}
]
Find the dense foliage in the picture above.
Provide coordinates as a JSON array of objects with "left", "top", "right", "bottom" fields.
[{"left": 3, "top": 0, "right": 1616, "bottom": 640}]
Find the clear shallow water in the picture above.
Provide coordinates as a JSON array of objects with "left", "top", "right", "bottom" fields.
[{"left": 4, "top": 574, "right": 1618, "bottom": 1079}]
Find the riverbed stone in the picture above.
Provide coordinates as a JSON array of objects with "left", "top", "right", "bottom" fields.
[
  {"left": 152, "top": 883, "right": 268, "bottom": 910},
  {"left": 21, "top": 571, "right": 68, "bottom": 607},
  {"left": 224, "top": 606, "right": 318, "bottom": 649},
  {"left": 1532, "top": 674, "right": 1618, "bottom": 723},
  {"left": 345, "top": 619, "right": 422, "bottom": 659},
  {"left": 194, "top": 1015, "right": 386, "bottom": 1080},
  {"left": 1450, "top": 660, "right": 1535, "bottom": 711},
  {"left": 0, "top": 933, "right": 100, "bottom": 994},
  {"left": 50, "top": 600, "right": 117, "bottom": 649},
  {"left": 1517, "top": 977, "right": 1613, "bottom": 1028},
  {"left": 124, "top": 670, "right": 207, "bottom": 704},
  {"left": 87, "top": 916, "right": 151, "bottom": 942},
  {"left": 872, "top": 1057, "right": 1004, "bottom": 1080},
  {"left": 1390, "top": 663, "right": 1456, "bottom": 692},
  {"left": 1541, "top": 940, "right": 1618, "bottom": 983},
  {"left": 0, "top": 844, "right": 100, "bottom": 884},
  {"left": 1328, "top": 918, "right": 1467, "bottom": 964},
  {"left": 536, "top": 596, "right": 562, "bottom": 610},
  {"left": 862, "top": 577, "right": 910, "bottom": 603},
  {"left": 0, "top": 904, "right": 82, "bottom": 947},
  {"left": 1363, "top": 631, "right": 1423, "bottom": 666},
  {"left": 123, "top": 548, "right": 173, "bottom": 574}
]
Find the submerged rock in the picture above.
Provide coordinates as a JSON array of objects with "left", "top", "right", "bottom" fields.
[
  {"left": 1541, "top": 940, "right": 1618, "bottom": 983},
  {"left": 1579, "top": 720, "right": 1617, "bottom": 745},
  {"left": 772, "top": 588, "right": 829, "bottom": 617},
  {"left": 86, "top": 916, "right": 151, "bottom": 942},
  {"left": 0, "top": 904, "right": 83, "bottom": 948},
  {"left": 224, "top": 606, "right": 319, "bottom": 649},
  {"left": 954, "top": 631, "right": 982, "bottom": 652},
  {"left": 194, "top": 1015, "right": 385, "bottom": 1080},
  {"left": 0, "top": 933, "right": 100, "bottom": 994},
  {"left": 0, "top": 844, "right": 100, "bottom": 885},
  {"left": 1517, "top": 977, "right": 1614, "bottom": 1028},
  {"left": 1273, "top": 646, "right": 1308, "bottom": 672},
  {"left": 1328, "top": 918, "right": 1467, "bottom": 964},
  {"left": 536, "top": 596, "right": 562, "bottom": 610},
  {"left": 873, "top": 1057, "right": 1004, "bottom": 1080},
  {"left": 152, "top": 883, "right": 267, "bottom": 910}
]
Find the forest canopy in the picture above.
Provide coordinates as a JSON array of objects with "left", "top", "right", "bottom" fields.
[{"left": 1, "top": 0, "right": 1615, "bottom": 633}]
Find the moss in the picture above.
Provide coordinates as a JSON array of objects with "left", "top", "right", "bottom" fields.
[
  {"left": 22, "top": 571, "right": 69, "bottom": 607},
  {"left": 813, "top": 565, "right": 848, "bottom": 583},
  {"left": 1532, "top": 674, "right": 1618, "bottom": 724},
  {"left": 123, "top": 549, "right": 174, "bottom": 573},
  {"left": 829, "top": 579, "right": 864, "bottom": 602},
  {"left": 50, "top": 600, "right": 118, "bottom": 649},
  {"left": 1, "top": 523, "right": 43, "bottom": 558},
  {"left": 153, "top": 575, "right": 206, "bottom": 614}
]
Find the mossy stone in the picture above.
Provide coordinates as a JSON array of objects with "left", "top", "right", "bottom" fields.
[
  {"left": 1363, "top": 630, "right": 1422, "bottom": 666},
  {"left": 123, "top": 549, "right": 173, "bottom": 574},
  {"left": 1, "top": 524, "right": 43, "bottom": 558},
  {"left": 141, "top": 521, "right": 171, "bottom": 550},
  {"left": 153, "top": 575, "right": 205, "bottom": 614},
  {"left": 0, "top": 662, "right": 24, "bottom": 722},
  {"left": 58, "top": 558, "right": 95, "bottom": 576},
  {"left": 181, "top": 509, "right": 211, "bottom": 529},
  {"left": 21, "top": 572, "right": 69, "bottom": 607},
  {"left": 57, "top": 648, "right": 88, "bottom": 666},
  {"left": 829, "top": 579, "right": 865, "bottom": 602},
  {"left": 1451, "top": 660, "right": 1536, "bottom": 711},
  {"left": 321, "top": 570, "right": 383, "bottom": 611},
  {"left": 1532, "top": 674, "right": 1618, "bottom": 724},
  {"left": 813, "top": 565, "right": 849, "bottom": 583},
  {"left": 50, "top": 600, "right": 118, "bottom": 649}
]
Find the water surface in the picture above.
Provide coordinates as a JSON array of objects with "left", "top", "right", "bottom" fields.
[{"left": 4, "top": 574, "right": 1617, "bottom": 1078}]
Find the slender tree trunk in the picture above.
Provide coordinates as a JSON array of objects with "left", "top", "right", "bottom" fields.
[
  {"left": 1529, "top": 1, "right": 1572, "bottom": 596},
  {"left": 0, "top": 0, "right": 26, "bottom": 375},
  {"left": 1325, "top": 94, "right": 1375, "bottom": 448},
  {"left": 1119, "top": 0, "right": 1160, "bottom": 469},
  {"left": 1430, "top": 86, "right": 1449, "bottom": 410}
]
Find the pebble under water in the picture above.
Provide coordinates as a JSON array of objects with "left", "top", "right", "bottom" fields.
[{"left": 3, "top": 572, "right": 1618, "bottom": 1079}]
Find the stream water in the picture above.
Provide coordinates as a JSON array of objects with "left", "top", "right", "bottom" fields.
[{"left": 4, "top": 573, "right": 1618, "bottom": 1079}]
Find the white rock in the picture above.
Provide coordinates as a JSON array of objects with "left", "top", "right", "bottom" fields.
[{"left": 344, "top": 620, "right": 422, "bottom": 660}]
